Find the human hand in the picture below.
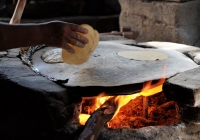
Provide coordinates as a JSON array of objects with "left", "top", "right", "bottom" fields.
[{"left": 43, "top": 21, "right": 89, "bottom": 53}]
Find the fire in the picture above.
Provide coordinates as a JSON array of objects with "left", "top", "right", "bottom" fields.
[
  {"left": 139, "top": 78, "right": 165, "bottom": 96},
  {"left": 79, "top": 114, "right": 90, "bottom": 125},
  {"left": 79, "top": 78, "right": 165, "bottom": 126}
]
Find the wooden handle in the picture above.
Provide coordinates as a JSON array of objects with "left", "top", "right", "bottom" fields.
[{"left": 9, "top": 0, "right": 27, "bottom": 24}]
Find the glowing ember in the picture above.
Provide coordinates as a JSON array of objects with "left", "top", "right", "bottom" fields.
[
  {"left": 108, "top": 93, "right": 180, "bottom": 128},
  {"left": 79, "top": 78, "right": 167, "bottom": 127},
  {"left": 78, "top": 64, "right": 180, "bottom": 129}
]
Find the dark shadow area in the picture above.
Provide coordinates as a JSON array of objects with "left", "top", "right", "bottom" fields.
[{"left": 0, "top": 0, "right": 121, "bottom": 32}]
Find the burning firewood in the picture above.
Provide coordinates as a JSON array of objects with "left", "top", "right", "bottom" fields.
[{"left": 77, "top": 97, "right": 117, "bottom": 140}]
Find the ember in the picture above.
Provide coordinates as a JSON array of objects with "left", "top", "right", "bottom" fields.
[
  {"left": 81, "top": 92, "right": 180, "bottom": 129},
  {"left": 79, "top": 78, "right": 180, "bottom": 129},
  {"left": 108, "top": 92, "right": 180, "bottom": 129}
]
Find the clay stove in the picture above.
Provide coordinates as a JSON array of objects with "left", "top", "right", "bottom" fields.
[
  {"left": 6, "top": 38, "right": 196, "bottom": 140},
  {"left": 1, "top": 37, "right": 200, "bottom": 140}
]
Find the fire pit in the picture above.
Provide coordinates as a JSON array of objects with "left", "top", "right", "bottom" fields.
[
  {"left": 81, "top": 92, "right": 180, "bottom": 129},
  {"left": 1, "top": 35, "right": 200, "bottom": 140}
]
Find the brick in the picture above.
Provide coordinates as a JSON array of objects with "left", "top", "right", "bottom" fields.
[{"left": 163, "top": 67, "right": 200, "bottom": 107}]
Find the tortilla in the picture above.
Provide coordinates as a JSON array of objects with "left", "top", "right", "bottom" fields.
[
  {"left": 62, "top": 24, "right": 99, "bottom": 65},
  {"left": 117, "top": 51, "right": 168, "bottom": 61}
]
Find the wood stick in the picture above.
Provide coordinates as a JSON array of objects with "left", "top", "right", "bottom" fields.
[
  {"left": 9, "top": 0, "right": 29, "bottom": 54},
  {"left": 10, "top": 0, "right": 27, "bottom": 24},
  {"left": 143, "top": 96, "right": 149, "bottom": 119},
  {"left": 141, "top": 81, "right": 151, "bottom": 119}
]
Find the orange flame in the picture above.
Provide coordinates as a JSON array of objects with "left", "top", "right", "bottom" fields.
[
  {"left": 79, "top": 114, "right": 90, "bottom": 125},
  {"left": 79, "top": 78, "right": 165, "bottom": 125}
]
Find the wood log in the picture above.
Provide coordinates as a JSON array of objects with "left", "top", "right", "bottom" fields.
[
  {"left": 100, "top": 26, "right": 139, "bottom": 39},
  {"left": 120, "top": 26, "right": 131, "bottom": 32},
  {"left": 77, "top": 98, "right": 117, "bottom": 140}
]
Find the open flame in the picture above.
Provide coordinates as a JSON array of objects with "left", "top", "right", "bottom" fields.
[{"left": 79, "top": 78, "right": 165, "bottom": 125}]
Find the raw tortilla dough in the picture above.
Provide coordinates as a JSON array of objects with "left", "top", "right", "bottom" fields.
[
  {"left": 62, "top": 24, "right": 99, "bottom": 65},
  {"left": 42, "top": 48, "right": 63, "bottom": 63},
  {"left": 117, "top": 51, "right": 168, "bottom": 61}
]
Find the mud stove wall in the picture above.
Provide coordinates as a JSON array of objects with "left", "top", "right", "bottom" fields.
[{"left": 1, "top": 47, "right": 200, "bottom": 140}]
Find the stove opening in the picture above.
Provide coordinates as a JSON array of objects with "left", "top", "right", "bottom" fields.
[{"left": 79, "top": 78, "right": 180, "bottom": 129}]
